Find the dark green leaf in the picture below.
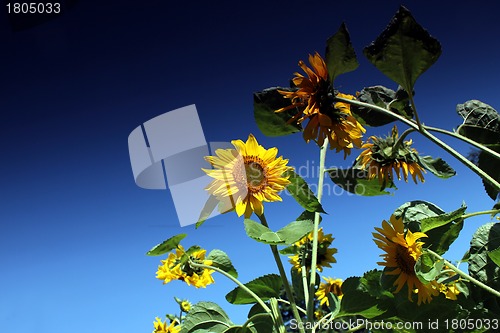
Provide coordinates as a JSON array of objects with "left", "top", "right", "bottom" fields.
[
  {"left": 285, "top": 170, "right": 325, "bottom": 213},
  {"left": 325, "top": 22, "right": 358, "bottom": 82},
  {"left": 393, "top": 200, "right": 444, "bottom": 233},
  {"left": 352, "top": 86, "right": 413, "bottom": 127},
  {"left": 226, "top": 274, "right": 283, "bottom": 305},
  {"left": 222, "top": 326, "right": 256, "bottom": 333},
  {"left": 415, "top": 251, "right": 444, "bottom": 283},
  {"left": 180, "top": 302, "right": 233, "bottom": 333},
  {"left": 244, "top": 219, "right": 313, "bottom": 245},
  {"left": 420, "top": 204, "right": 466, "bottom": 233},
  {"left": 295, "top": 210, "right": 320, "bottom": 223},
  {"left": 488, "top": 247, "right": 500, "bottom": 267},
  {"left": 328, "top": 167, "right": 396, "bottom": 196},
  {"left": 207, "top": 249, "right": 238, "bottom": 278},
  {"left": 364, "top": 6, "right": 441, "bottom": 93},
  {"left": 254, "top": 88, "right": 302, "bottom": 137},
  {"left": 247, "top": 304, "right": 274, "bottom": 333},
  {"left": 146, "top": 234, "right": 187, "bottom": 256},
  {"left": 417, "top": 155, "right": 456, "bottom": 179},
  {"left": 477, "top": 146, "right": 500, "bottom": 200},
  {"left": 457, "top": 100, "right": 500, "bottom": 144}
]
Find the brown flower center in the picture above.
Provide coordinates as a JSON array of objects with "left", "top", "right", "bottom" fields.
[
  {"left": 243, "top": 158, "right": 268, "bottom": 193},
  {"left": 395, "top": 244, "right": 416, "bottom": 275}
]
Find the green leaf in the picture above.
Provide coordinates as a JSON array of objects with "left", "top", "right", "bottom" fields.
[
  {"left": 420, "top": 204, "right": 466, "bottom": 233},
  {"left": 222, "top": 326, "right": 256, "bottom": 333},
  {"left": 247, "top": 304, "right": 274, "bottom": 333},
  {"left": 146, "top": 234, "right": 187, "bottom": 256},
  {"left": 417, "top": 155, "right": 456, "bottom": 179},
  {"left": 393, "top": 200, "right": 445, "bottom": 232},
  {"left": 285, "top": 170, "right": 325, "bottom": 213},
  {"left": 415, "top": 251, "right": 444, "bottom": 283},
  {"left": 244, "top": 219, "right": 313, "bottom": 245},
  {"left": 352, "top": 86, "right": 413, "bottom": 127},
  {"left": 469, "top": 223, "right": 500, "bottom": 289},
  {"left": 477, "top": 146, "right": 500, "bottom": 200},
  {"left": 488, "top": 247, "right": 500, "bottom": 267},
  {"left": 327, "top": 293, "right": 341, "bottom": 317},
  {"left": 328, "top": 167, "right": 397, "bottom": 196},
  {"left": 225, "top": 274, "right": 283, "bottom": 305},
  {"left": 363, "top": 6, "right": 441, "bottom": 94},
  {"left": 325, "top": 22, "right": 358, "bottom": 82},
  {"left": 457, "top": 100, "right": 500, "bottom": 145},
  {"left": 253, "top": 88, "right": 302, "bottom": 137},
  {"left": 295, "top": 210, "right": 320, "bottom": 223},
  {"left": 180, "top": 302, "right": 233, "bottom": 333},
  {"left": 207, "top": 249, "right": 238, "bottom": 279}
]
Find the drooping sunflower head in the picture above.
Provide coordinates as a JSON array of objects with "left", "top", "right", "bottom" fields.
[
  {"left": 373, "top": 215, "right": 438, "bottom": 305},
  {"left": 275, "top": 52, "right": 365, "bottom": 157},
  {"left": 203, "top": 134, "right": 291, "bottom": 218},
  {"left": 152, "top": 317, "right": 181, "bottom": 333},
  {"left": 156, "top": 245, "right": 215, "bottom": 289},
  {"left": 315, "top": 277, "right": 343, "bottom": 306},
  {"left": 289, "top": 228, "right": 337, "bottom": 273},
  {"left": 357, "top": 125, "right": 425, "bottom": 189}
]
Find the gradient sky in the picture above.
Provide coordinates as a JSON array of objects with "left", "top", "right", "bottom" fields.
[{"left": 2, "top": 1, "right": 500, "bottom": 332}]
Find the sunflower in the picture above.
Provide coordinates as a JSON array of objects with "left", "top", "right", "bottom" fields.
[
  {"left": 357, "top": 126, "right": 425, "bottom": 189},
  {"left": 315, "top": 277, "right": 343, "bottom": 306},
  {"left": 156, "top": 245, "right": 215, "bottom": 288},
  {"left": 203, "top": 134, "right": 291, "bottom": 218},
  {"left": 152, "top": 317, "right": 181, "bottom": 333},
  {"left": 180, "top": 300, "right": 192, "bottom": 313},
  {"left": 289, "top": 228, "right": 337, "bottom": 272},
  {"left": 373, "top": 215, "right": 438, "bottom": 305},
  {"left": 275, "top": 52, "right": 365, "bottom": 157}
]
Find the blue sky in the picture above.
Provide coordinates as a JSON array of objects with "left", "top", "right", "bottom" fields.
[{"left": 1, "top": 1, "right": 500, "bottom": 332}]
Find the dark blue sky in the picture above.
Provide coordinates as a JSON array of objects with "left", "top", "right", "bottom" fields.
[{"left": 2, "top": 1, "right": 500, "bottom": 332}]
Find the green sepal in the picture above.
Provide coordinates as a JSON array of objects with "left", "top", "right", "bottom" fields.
[
  {"left": 180, "top": 301, "right": 234, "bottom": 333},
  {"left": 352, "top": 85, "right": 413, "bottom": 127},
  {"left": 225, "top": 274, "right": 283, "bottom": 305},
  {"left": 285, "top": 169, "right": 326, "bottom": 213},
  {"left": 146, "top": 234, "right": 187, "bottom": 256},
  {"left": 244, "top": 219, "right": 313, "bottom": 246},
  {"left": 328, "top": 167, "right": 397, "bottom": 195},
  {"left": 417, "top": 155, "right": 456, "bottom": 179},
  {"left": 325, "top": 22, "right": 359, "bottom": 83},
  {"left": 207, "top": 249, "right": 238, "bottom": 278},
  {"left": 363, "top": 6, "right": 441, "bottom": 94},
  {"left": 253, "top": 87, "right": 302, "bottom": 137}
]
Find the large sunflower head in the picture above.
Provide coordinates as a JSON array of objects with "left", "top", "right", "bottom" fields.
[
  {"left": 373, "top": 215, "right": 438, "bottom": 305},
  {"left": 289, "top": 228, "right": 337, "bottom": 272},
  {"left": 315, "top": 277, "right": 343, "bottom": 306},
  {"left": 203, "top": 134, "right": 291, "bottom": 218},
  {"left": 275, "top": 53, "right": 365, "bottom": 157},
  {"left": 357, "top": 126, "right": 425, "bottom": 189},
  {"left": 152, "top": 317, "right": 181, "bottom": 333},
  {"left": 156, "top": 245, "right": 215, "bottom": 288}
]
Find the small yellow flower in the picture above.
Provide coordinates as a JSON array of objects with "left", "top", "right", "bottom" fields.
[
  {"left": 357, "top": 126, "right": 425, "bottom": 189},
  {"left": 156, "top": 245, "right": 215, "bottom": 288},
  {"left": 315, "top": 277, "right": 343, "bottom": 306},
  {"left": 289, "top": 228, "right": 337, "bottom": 272},
  {"left": 152, "top": 317, "right": 181, "bottom": 333},
  {"left": 180, "top": 300, "right": 192, "bottom": 313},
  {"left": 276, "top": 52, "right": 365, "bottom": 157},
  {"left": 373, "top": 215, "right": 438, "bottom": 305},
  {"left": 204, "top": 134, "right": 291, "bottom": 218}
]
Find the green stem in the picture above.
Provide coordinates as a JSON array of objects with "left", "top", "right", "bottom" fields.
[
  {"left": 307, "top": 140, "right": 329, "bottom": 322},
  {"left": 277, "top": 298, "right": 307, "bottom": 315},
  {"left": 312, "top": 312, "right": 333, "bottom": 332},
  {"left": 408, "top": 92, "right": 423, "bottom": 131},
  {"left": 257, "top": 214, "right": 306, "bottom": 333},
  {"left": 462, "top": 209, "right": 500, "bottom": 220},
  {"left": 426, "top": 249, "right": 500, "bottom": 298},
  {"left": 188, "top": 261, "right": 274, "bottom": 322},
  {"left": 301, "top": 261, "right": 310, "bottom": 307},
  {"left": 425, "top": 126, "right": 500, "bottom": 160},
  {"left": 393, "top": 127, "right": 417, "bottom": 152},
  {"left": 335, "top": 97, "right": 500, "bottom": 190}
]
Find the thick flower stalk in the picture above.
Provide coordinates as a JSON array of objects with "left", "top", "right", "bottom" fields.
[
  {"left": 203, "top": 134, "right": 291, "bottom": 218},
  {"left": 276, "top": 52, "right": 365, "bottom": 157}
]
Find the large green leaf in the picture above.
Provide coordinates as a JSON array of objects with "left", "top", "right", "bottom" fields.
[
  {"left": 207, "top": 249, "right": 238, "bottom": 278},
  {"left": 254, "top": 88, "right": 302, "bottom": 137},
  {"left": 457, "top": 100, "right": 500, "bottom": 145},
  {"left": 420, "top": 204, "right": 466, "bottom": 233},
  {"left": 244, "top": 219, "right": 313, "bottom": 245},
  {"left": 393, "top": 200, "right": 444, "bottom": 232},
  {"left": 247, "top": 304, "right": 275, "bottom": 333},
  {"left": 328, "top": 167, "right": 397, "bottom": 196},
  {"left": 417, "top": 155, "right": 456, "bottom": 179},
  {"left": 489, "top": 247, "right": 500, "bottom": 268},
  {"left": 146, "top": 234, "right": 186, "bottom": 256},
  {"left": 325, "top": 22, "right": 358, "bottom": 82},
  {"left": 180, "top": 302, "right": 233, "bottom": 333},
  {"left": 477, "top": 146, "right": 500, "bottom": 200},
  {"left": 226, "top": 274, "right": 283, "bottom": 305},
  {"left": 364, "top": 6, "right": 441, "bottom": 94},
  {"left": 284, "top": 170, "right": 325, "bottom": 213},
  {"left": 352, "top": 86, "right": 413, "bottom": 127}
]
